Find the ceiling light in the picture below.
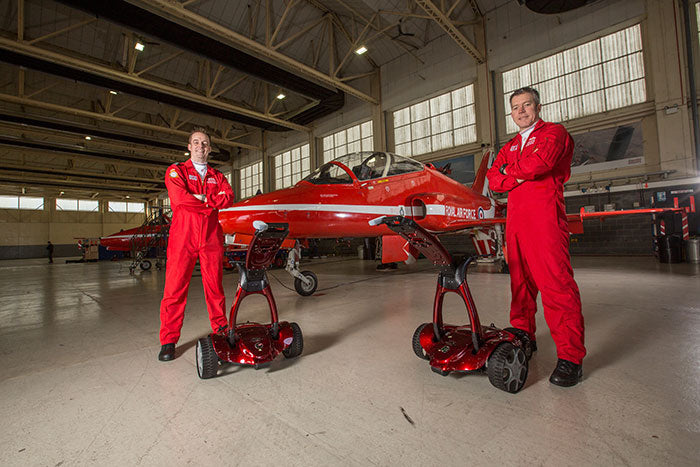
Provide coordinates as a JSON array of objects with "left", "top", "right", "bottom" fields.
[
  {"left": 84, "top": 136, "right": 91, "bottom": 140},
  {"left": 355, "top": 45, "right": 368, "bottom": 55},
  {"left": 126, "top": 195, "right": 130, "bottom": 199},
  {"left": 184, "top": 151, "right": 190, "bottom": 156},
  {"left": 276, "top": 93, "right": 286, "bottom": 100},
  {"left": 109, "top": 90, "right": 118, "bottom": 95},
  {"left": 59, "top": 191, "right": 64, "bottom": 196},
  {"left": 134, "top": 42, "right": 145, "bottom": 51}
]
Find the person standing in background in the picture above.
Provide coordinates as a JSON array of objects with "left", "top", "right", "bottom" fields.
[{"left": 47, "top": 241, "right": 54, "bottom": 264}]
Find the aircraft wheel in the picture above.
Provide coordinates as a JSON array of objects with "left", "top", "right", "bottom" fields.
[
  {"left": 487, "top": 342, "right": 528, "bottom": 394},
  {"left": 140, "top": 260, "right": 152, "bottom": 271},
  {"left": 504, "top": 327, "right": 535, "bottom": 360},
  {"left": 412, "top": 323, "right": 431, "bottom": 360},
  {"left": 294, "top": 271, "right": 318, "bottom": 296},
  {"left": 196, "top": 336, "right": 219, "bottom": 379},
  {"left": 282, "top": 322, "right": 304, "bottom": 358},
  {"left": 498, "top": 259, "right": 509, "bottom": 274}
]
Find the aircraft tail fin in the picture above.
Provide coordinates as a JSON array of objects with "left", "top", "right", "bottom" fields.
[{"left": 470, "top": 146, "right": 495, "bottom": 197}]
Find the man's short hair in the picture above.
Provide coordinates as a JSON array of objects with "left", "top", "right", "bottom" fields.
[
  {"left": 189, "top": 127, "right": 211, "bottom": 144},
  {"left": 509, "top": 86, "right": 540, "bottom": 106}
]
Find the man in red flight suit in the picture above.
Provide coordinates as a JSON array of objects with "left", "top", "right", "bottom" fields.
[
  {"left": 486, "top": 87, "right": 584, "bottom": 387},
  {"left": 158, "top": 128, "right": 235, "bottom": 361}
]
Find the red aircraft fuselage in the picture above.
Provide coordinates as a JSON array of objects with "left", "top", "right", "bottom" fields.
[
  {"left": 218, "top": 152, "right": 498, "bottom": 244},
  {"left": 99, "top": 217, "right": 169, "bottom": 252}
]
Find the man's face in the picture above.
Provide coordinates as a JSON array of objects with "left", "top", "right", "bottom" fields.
[
  {"left": 510, "top": 92, "right": 541, "bottom": 131},
  {"left": 188, "top": 132, "right": 211, "bottom": 163}
]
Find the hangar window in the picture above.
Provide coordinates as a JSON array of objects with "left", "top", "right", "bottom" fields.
[
  {"left": 322, "top": 121, "right": 374, "bottom": 163},
  {"left": 392, "top": 84, "right": 476, "bottom": 157},
  {"left": 503, "top": 24, "right": 646, "bottom": 134},
  {"left": 697, "top": 2, "right": 700, "bottom": 44},
  {"left": 0, "top": 195, "right": 44, "bottom": 210},
  {"left": 56, "top": 198, "right": 99, "bottom": 212},
  {"left": 273, "top": 143, "right": 310, "bottom": 190},
  {"left": 108, "top": 201, "right": 145, "bottom": 213},
  {"left": 240, "top": 161, "right": 263, "bottom": 199}
]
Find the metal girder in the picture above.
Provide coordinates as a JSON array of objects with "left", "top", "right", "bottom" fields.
[
  {"left": 129, "top": 0, "right": 378, "bottom": 105},
  {"left": 0, "top": 163, "right": 164, "bottom": 186},
  {"left": 0, "top": 147, "right": 167, "bottom": 173},
  {"left": 0, "top": 172, "right": 162, "bottom": 193},
  {"left": 0, "top": 37, "right": 309, "bottom": 133},
  {"left": 0, "top": 137, "right": 174, "bottom": 168},
  {"left": 0, "top": 93, "right": 259, "bottom": 152},
  {"left": 415, "top": 0, "right": 484, "bottom": 64}
]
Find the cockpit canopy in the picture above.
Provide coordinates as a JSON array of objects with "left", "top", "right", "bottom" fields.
[{"left": 302, "top": 151, "right": 424, "bottom": 185}]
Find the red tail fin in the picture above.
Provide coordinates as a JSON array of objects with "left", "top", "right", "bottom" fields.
[{"left": 471, "top": 147, "right": 494, "bottom": 196}]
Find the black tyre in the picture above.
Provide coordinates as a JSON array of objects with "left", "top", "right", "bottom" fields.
[
  {"left": 412, "top": 323, "right": 431, "bottom": 360},
  {"left": 282, "top": 322, "right": 304, "bottom": 358},
  {"left": 487, "top": 342, "right": 528, "bottom": 393},
  {"left": 294, "top": 271, "right": 318, "bottom": 296},
  {"left": 498, "top": 259, "right": 509, "bottom": 274},
  {"left": 504, "top": 327, "right": 535, "bottom": 360},
  {"left": 196, "top": 336, "right": 218, "bottom": 379},
  {"left": 140, "top": 260, "right": 152, "bottom": 271}
]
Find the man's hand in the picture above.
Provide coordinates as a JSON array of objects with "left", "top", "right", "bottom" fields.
[
  {"left": 193, "top": 194, "right": 206, "bottom": 202},
  {"left": 501, "top": 164, "right": 524, "bottom": 184}
]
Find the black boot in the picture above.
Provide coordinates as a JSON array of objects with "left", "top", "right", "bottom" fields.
[
  {"left": 549, "top": 359, "right": 582, "bottom": 387},
  {"left": 505, "top": 327, "right": 537, "bottom": 360},
  {"left": 158, "top": 343, "right": 176, "bottom": 361}
]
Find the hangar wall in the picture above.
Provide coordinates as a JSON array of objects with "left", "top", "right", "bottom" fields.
[{"left": 0, "top": 202, "right": 144, "bottom": 260}]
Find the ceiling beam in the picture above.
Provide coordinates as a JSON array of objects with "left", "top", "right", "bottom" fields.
[
  {"left": 128, "top": 0, "right": 378, "bottom": 105},
  {"left": 0, "top": 144, "right": 169, "bottom": 171},
  {"left": 0, "top": 137, "right": 173, "bottom": 168},
  {"left": 414, "top": 0, "right": 484, "bottom": 64},
  {"left": 0, "top": 93, "right": 259, "bottom": 151},
  {"left": 0, "top": 163, "right": 164, "bottom": 186},
  {"left": 0, "top": 173, "right": 162, "bottom": 193},
  {"left": 0, "top": 37, "right": 309, "bottom": 133}
]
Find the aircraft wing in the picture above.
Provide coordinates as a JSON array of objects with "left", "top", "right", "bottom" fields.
[
  {"left": 431, "top": 206, "right": 684, "bottom": 235},
  {"left": 565, "top": 207, "right": 685, "bottom": 234}
]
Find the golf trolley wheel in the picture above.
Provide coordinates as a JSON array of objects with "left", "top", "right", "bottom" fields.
[
  {"left": 504, "top": 327, "right": 535, "bottom": 360},
  {"left": 411, "top": 323, "right": 432, "bottom": 360},
  {"left": 196, "top": 336, "right": 219, "bottom": 379},
  {"left": 487, "top": 342, "right": 528, "bottom": 393},
  {"left": 140, "top": 260, "right": 152, "bottom": 271},
  {"left": 282, "top": 322, "right": 304, "bottom": 358},
  {"left": 294, "top": 271, "right": 318, "bottom": 296}
]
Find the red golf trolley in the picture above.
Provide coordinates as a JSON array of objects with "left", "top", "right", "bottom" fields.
[
  {"left": 196, "top": 221, "right": 303, "bottom": 379},
  {"left": 371, "top": 216, "right": 531, "bottom": 393}
]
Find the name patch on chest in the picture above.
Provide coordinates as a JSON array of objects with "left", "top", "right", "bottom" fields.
[
  {"left": 206, "top": 178, "right": 217, "bottom": 184},
  {"left": 510, "top": 144, "right": 518, "bottom": 151},
  {"left": 525, "top": 137, "right": 536, "bottom": 147},
  {"left": 188, "top": 175, "right": 198, "bottom": 181}
]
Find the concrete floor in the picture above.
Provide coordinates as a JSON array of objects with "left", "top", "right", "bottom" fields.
[{"left": 0, "top": 255, "right": 698, "bottom": 466}]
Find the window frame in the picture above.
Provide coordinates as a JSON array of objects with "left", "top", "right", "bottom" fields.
[{"left": 392, "top": 83, "right": 477, "bottom": 157}]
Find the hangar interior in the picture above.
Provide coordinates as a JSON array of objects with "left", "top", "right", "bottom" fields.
[{"left": 0, "top": 0, "right": 698, "bottom": 465}]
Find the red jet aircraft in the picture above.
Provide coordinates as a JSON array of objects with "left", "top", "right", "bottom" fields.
[
  {"left": 217, "top": 150, "right": 682, "bottom": 287},
  {"left": 99, "top": 212, "right": 170, "bottom": 252}
]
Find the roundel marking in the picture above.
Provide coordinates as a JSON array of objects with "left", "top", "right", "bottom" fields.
[{"left": 478, "top": 207, "right": 484, "bottom": 219}]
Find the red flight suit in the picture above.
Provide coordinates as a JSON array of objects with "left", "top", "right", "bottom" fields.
[
  {"left": 487, "top": 120, "right": 585, "bottom": 364},
  {"left": 159, "top": 159, "right": 234, "bottom": 345}
]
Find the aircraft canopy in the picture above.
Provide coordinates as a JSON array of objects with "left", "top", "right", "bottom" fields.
[{"left": 303, "top": 151, "right": 423, "bottom": 185}]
